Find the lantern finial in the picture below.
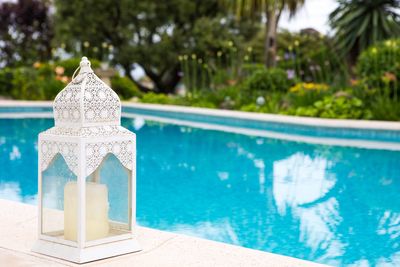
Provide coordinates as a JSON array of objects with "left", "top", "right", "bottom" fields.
[{"left": 78, "top": 56, "right": 92, "bottom": 74}]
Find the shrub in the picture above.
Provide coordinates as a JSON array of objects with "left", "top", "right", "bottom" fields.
[
  {"left": 241, "top": 63, "right": 266, "bottom": 78},
  {"left": 357, "top": 39, "right": 400, "bottom": 94},
  {"left": 289, "top": 82, "right": 329, "bottom": 93},
  {"left": 190, "top": 100, "right": 217, "bottom": 108},
  {"left": 288, "top": 82, "right": 329, "bottom": 107},
  {"left": 36, "top": 63, "right": 54, "bottom": 77},
  {"left": 197, "top": 86, "right": 242, "bottom": 109},
  {"left": 240, "top": 103, "right": 265, "bottom": 112},
  {"left": 36, "top": 63, "right": 65, "bottom": 99},
  {"left": 0, "top": 68, "right": 14, "bottom": 97},
  {"left": 247, "top": 30, "right": 348, "bottom": 84},
  {"left": 141, "top": 92, "right": 173, "bottom": 104},
  {"left": 11, "top": 67, "right": 43, "bottom": 100},
  {"left": 0, "top": 63, "right": 66, "bottom": 100},
  {"left": 289, "top": 91, "right": 372, "bottom": 119},
  {"left": 140, "top": 91, "right": 218, "bottom": 108},
  {"left": 38, "top": 78, "right": 65, "bottom": 100},
  {"left": 239, "top": 92, "right": 283, "bottom": 114},
  {"left": 171, "top": 92, "right": 217, "bottom": 108},
  {"left": 111, "top": 75, "right": 142, "bottom": 100},
  {"left": 369, "top": 95, "right": 400, "bottom": 121},
  {"left": 243, "top": 68, "right": 291, "bottom": 93}
]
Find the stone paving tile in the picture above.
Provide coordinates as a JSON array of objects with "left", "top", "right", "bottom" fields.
[{"left": 0, "top": 199, "right": 328, "bottom": 267}]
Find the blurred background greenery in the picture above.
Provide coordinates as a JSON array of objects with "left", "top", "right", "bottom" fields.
[{"left": 1, "top": 0, "right": 400, "bottom": 120}]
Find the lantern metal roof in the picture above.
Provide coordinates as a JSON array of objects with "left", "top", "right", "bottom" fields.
[{"left": 53, "top": 57, "right": 121, "bottom": 128}]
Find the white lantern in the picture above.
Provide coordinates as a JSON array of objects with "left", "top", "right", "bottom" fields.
[{"left": 32, "top": 57, "right": 141, "bottom": 263}]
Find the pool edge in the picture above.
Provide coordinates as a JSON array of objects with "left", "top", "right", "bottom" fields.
[{"left": 1, "top": 100, "right": 399, "bottom": 131}]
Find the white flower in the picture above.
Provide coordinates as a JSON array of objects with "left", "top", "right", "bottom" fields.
[{"left": 256, "top": 96, "right": 265, "bottom": 106}]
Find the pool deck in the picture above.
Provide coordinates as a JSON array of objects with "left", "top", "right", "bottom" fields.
[{"left": 0, "top": 199, "right": 328, "bottom": 267}]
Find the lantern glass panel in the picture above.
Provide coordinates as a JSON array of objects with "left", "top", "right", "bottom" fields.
[
  {"left": 41, "top": 154, "right": 77, "bottom": 242},
  {"left": 84, "top": 153, "right": 131, "bottom": 242}
]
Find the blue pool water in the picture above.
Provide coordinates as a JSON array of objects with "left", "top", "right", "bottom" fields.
[{"left": 0, "top": 116, "right": 400, "bottom": 266}]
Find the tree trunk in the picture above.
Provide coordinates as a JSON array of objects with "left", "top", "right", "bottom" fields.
[
  {"left": 264, "top": 5, "right": 278, "bottom": 67},
  {"left": 156, "top": 64, "right": 181, "bottom": 94},
  {"left": 124, "top": 64, "right": 181, "bottom": 94},
  {"left": 123, "top": 65, "right": 152, "bottom": 93}
]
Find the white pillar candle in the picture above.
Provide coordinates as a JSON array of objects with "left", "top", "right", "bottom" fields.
[{"left": 64, "top": 181, "right": 109, "bottom": 241}]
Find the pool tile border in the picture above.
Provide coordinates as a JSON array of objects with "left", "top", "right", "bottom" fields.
[
  {"left": 1, "top": 100, "right": 400, "bottom": 149},
  {"left": 1, "top": 100, "right": 400, "bottom": 130}
]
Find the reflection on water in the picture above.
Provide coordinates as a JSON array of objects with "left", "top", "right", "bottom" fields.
[
  {"left": 273, "top": 153, "right": 336, "bottom": 214},
  {"left": 0, "top": 182, "right": 37, "bottom": 204},
  {"left": 0, "top": 117, "right": 400, "bottom": 266}
]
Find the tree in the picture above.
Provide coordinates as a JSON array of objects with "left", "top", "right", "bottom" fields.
[
  {"left": 0, "top": 0, "right": 53, "bottom": 67},
  {"left": 329, "top": 0, "right": 400, "bottom": 64},
  {"left": 224, "top": 0, "right": 305, "bottom": 67},
  {"left": 54, "top": 0, "right": 250, "bottom": 93}
]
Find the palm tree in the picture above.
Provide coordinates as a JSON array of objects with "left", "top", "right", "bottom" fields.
[
  {"left": 224, "top": 0, "right": 305, "bottom": 67},
  {"left": 329, "top": 0, "right": 400, "bottom": 63}
]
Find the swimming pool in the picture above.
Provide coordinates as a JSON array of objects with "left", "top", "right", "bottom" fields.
[{"left": 1, "top": 106, "right": 399, "bottom": 266}]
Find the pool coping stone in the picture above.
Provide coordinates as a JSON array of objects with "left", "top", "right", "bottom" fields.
[{"left": 0, "top": 199, "right": 328, "bottom": 267}]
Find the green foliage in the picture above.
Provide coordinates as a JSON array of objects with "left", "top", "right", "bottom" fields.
[
  {"left": 276, "top": 30, "right": 348, "bottom": 85},
  {"left": 111, "top": 76, "right": 142, "bottom": 100},
  {"left": 222, "top": 0, "right": 305, "bottom": 67},
  {"left": 240, "top": 103, "right": 267, "bottom": 112},
  {"left": 1, "top": 0, "right": 400, "bottom": 122},
  {"left": 37, "top": 63, "right": 54, "bottom": 77},
  {"left": 141, "top": 93, "right": 174, "bottom": 105},
  {"left": 0, "top": 68, "right": 14, "bottom": 96},
  {"left": 140, "top": 88, "right": 243, "bottom": 109},
  {"left": 355, "top": 39, "right": 400, "bottom": 120},
  {"left": 241, "top": 63, "right": 266, "bottom": 77},
  {"left": 357, "top": 39, "right": 400, "bottom": 92},
  {"left": 369, "top": 93, "right": 400, "bottom": 121},
  {"left": 180, "top": 55, "right": 213, "bottom": 92},
  {"left": 37, "top": 78, "right": 65, "bottom": 100},
  {"left": 288, "top": 82, "right": 330, "bottom": 107},
  {"left": 189, "top": 100, "right": 217, "bottom": 108},
  {"left": 243, "top": 68, "right": 291, "bottom": 93},
  {"left": 0, "top": 63, "right": 66, "bottom": 100},
  {"left": 35, "top": 63, "right": 66, "bottom": 99},
  {"left": 54, "top": 0, "right": 256, "bottom": 93},
  {"left": 179, "top": 39, "right": 255, "bottom": 92},
  {"left": 195, "top": 86, "right": 242, "bottom": 109},
  {"left": 289, "top": 92, "right": 372, "bottom": 119},
  {"left": 329, "top": 0, "right": 400, "bottom": 61},
  {"left": 239, "top": 93, "right": 283, "bottom": 114},
  {"left": 10, "top": 68, "right": 40, "bottom": 100}
]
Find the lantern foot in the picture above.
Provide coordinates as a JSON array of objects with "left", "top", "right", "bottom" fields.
[{"left": 32, "top": 238, "right": 141, "bottom": 263}]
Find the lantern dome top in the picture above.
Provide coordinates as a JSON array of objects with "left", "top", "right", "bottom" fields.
[{"left": 53, "top": 57, "right": 121, "bottom": 128}]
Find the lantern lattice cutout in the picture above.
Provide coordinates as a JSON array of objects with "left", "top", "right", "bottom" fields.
[{"left": 32, "top": 57, "right": 141, "bottom": 263}]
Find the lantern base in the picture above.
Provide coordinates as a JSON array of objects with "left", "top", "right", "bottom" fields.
[{"left": 32, "top": 238, "right": 141, "bottom": 263}]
